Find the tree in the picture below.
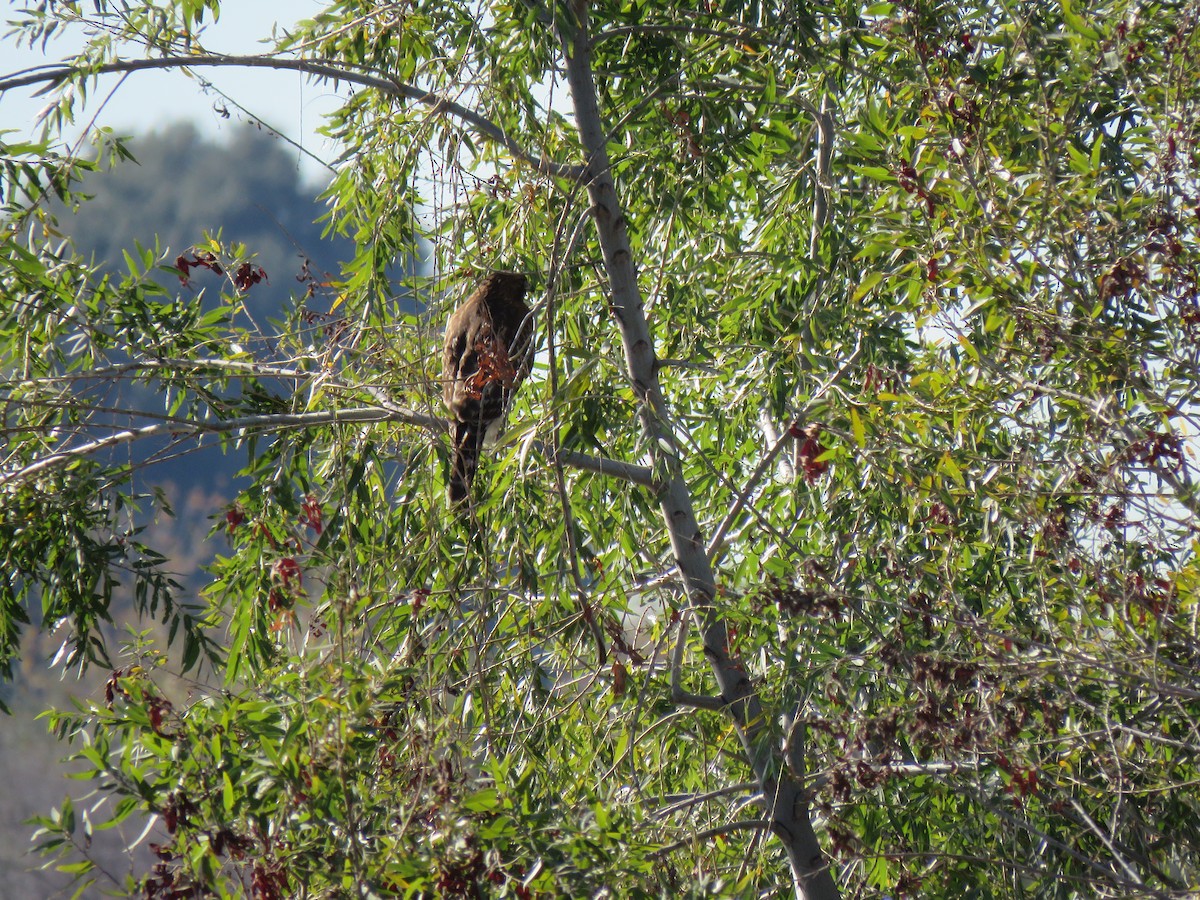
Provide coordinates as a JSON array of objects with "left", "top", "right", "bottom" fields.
[{"left": 2, "top": 1, "right": 1200, "bottom": 897}]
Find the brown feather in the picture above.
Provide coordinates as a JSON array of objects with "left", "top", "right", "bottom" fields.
[{"left": 441, "top": 272, "right": 533, "bottom": 504}]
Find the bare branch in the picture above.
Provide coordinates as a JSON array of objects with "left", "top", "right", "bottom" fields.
[
  {"left": 0, "top": 54, "right": 585, "bottom": 181},
  {"left": 647, "top": 782, "right": 761, "bottom": 819},
  {"left": 556, "top": 448, "right": 655, "bottom": 487},
  {"left": 981, "top": 794, "right": 1156, "bottom": 894},
  {"left": 1067, "top": 798, "right": 1146, "bottom": 889},
  {"left": 0, "top": 406, "right": 402, "bottom": 489},
  {"left": 806, "top": 758, "right": 978, "bottom": 794},
  {"left": 0, "top": 395, "right": 653, "bottom": 491}
]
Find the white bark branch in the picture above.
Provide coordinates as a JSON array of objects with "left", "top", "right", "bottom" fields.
[{"left": 651, "top": 819, "right": 774, "bottom": 857}]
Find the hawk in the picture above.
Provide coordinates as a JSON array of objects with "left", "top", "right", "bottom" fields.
[{"left": 441, "top": 271, "right": 534, "bottom": 505}]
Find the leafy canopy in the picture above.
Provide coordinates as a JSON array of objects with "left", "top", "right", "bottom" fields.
[{"left": 2, "top": 0, "right": 1200, "bottom": 897}]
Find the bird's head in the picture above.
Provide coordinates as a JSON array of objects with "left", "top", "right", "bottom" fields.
[
  {"left": 487, "top": 270, "right": 529, "bottom": 293},
  {"left": 475, "top": 271, "right": 530, "bottom": 313}
]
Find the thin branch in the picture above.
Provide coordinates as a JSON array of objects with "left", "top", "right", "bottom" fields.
[
  {"left": 0, "top": 406, "right": 401, "bottom": 488},
  {"left": 544, "top": 197, "right": 609, "bottom": 666},
  {"left": 806, "top": 758, "right": 978, "bottom": 794},
  {"left": 0, "top": 54, "right": 585, "bottom": 181},
  {"left": 669, "top": 608, "right": 724, "bottom": 711},
  {"left": 1005, "top": 370, "right": 1200, "bottom": 518},
  {"left": 648, "top": 782, "right": 760, "bottom": 819},
  {"left": 809, "top": 94, "right": 834, "bottom": 258},
  {"left": 651, "top": 819, "right": 774, "bottom": 857},
  {"left": 758, "top": 409, "right": 794, "bottom": 481},
  {"left": 28, "top": 356, "right": 334, "bottom": 383},
  {"left": 10, "top": 350, "right": 656, "bottom": 486},
  {"left": 555, "top": 449, "right": 655, "bottom": 487},
  {"left": 1067, "top": 798, "right": 1146, "bottom": 889},
  {"left": 707, "top": 339, "right": 861, "bottom": 567},
  {"left": 0, "top": 400, "right": 655, "bottom": 491},
  {"left": 980, "top": 793, "right": 1154, "bottom": 894}
]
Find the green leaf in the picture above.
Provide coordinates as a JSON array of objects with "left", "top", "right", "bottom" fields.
[
  {"left": 853, "top": 271, "right": 885, "bottom": 302},
  {"left": 850, "top": 407, "right": 866, "bottom": 447},
  {"left": 462, "top": 788, "right": 499, "bottom": 813},
  {"left": 1061, "top": 0, "right": 1101, "bottom": 40},
  {"left": 222, "top": 771, "right": 235, "bottom": 814},
  {"left": 939, "top": 452, "right": 965, "bottom": 488}
]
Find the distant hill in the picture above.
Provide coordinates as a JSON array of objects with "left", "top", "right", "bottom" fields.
[
  {"left": 52, "top": 121, "right": 359, "bottom": 485},
  {"left": 64, "top": 121, "right": 347, "bottom": 300}
]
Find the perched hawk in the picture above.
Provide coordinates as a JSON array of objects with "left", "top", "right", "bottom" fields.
[{"left": 441, "top": 272, "right": 534, "bottom": 505}]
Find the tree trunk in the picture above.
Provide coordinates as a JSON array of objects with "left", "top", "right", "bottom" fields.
[{"left": 559, "top": 5, "right": 839, "bottom": 898}]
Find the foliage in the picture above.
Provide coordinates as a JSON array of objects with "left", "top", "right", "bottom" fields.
[{"left": 3, "top": 0, "right": 1200, "bottom": 897}]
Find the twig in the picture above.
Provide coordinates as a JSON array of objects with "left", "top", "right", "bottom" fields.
[
  {"left": 545, "top": 200, "right": 610, "bottom": 667},
  {"left": 648, "top": 782, "right": 760, "bottom": 819},
  {"left": 1068, "top": 798, "right": 1146, "bottom": 889}
]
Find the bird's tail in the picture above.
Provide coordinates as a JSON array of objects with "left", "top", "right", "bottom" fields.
[{"left": 449, "top": 420, "right": 486, "bottom": 505}]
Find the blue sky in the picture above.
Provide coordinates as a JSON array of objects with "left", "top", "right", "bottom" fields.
[{"left": 1, "top": 2, "right": 345, "bottom": 184}]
